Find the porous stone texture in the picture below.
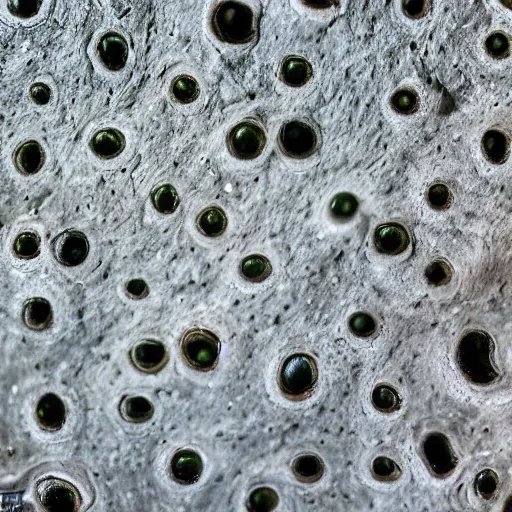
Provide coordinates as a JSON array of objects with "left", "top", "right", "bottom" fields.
[{"left": 0, "top": 0, "right": 511, "bottom": 510}]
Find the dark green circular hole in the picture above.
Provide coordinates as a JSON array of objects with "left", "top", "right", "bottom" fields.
[
  {"left": 171, "top": 75, "right": 200, "bottom": 104},
  {"left": 125, "top": 278, "right": 149, "bottom": 299},
  {"left": 23, "top": 297, "right": 53, "bottom": 331},
  {"left": 475, "top": 469, "right": 499, "bottom": 500},
  {"left": 372, "top": 384, "right": 401, "bottom": 412},
  {"left": 182, "top": 328, "right": 221, "bottom": 371},
  {"left": 427, "top": 183, "right": 452, "bottom": 210},
  {"left": 171, "top": 449, "right": 203, "bottom": 484},
  {"left": 14, "top": 140, "right": 45, "bottom": 175},
  {"left": 213, "top": 1, "right": 255, "bottom": 44},
  {"left": 348, "top": 311, "right": 377, "bottom": 338},
  {"left": 390, "top": 88, "right": 419, "bottom": 114},
  {"left": 7, "top": 0, "right": 41, "bottom": 18},
  {"left": 402, "top": 0, "right": 430, "bottom": 18},
  {"left": 241, "top": 254, "right": 272, "bottom": 283},
  {"left": 329, "top": 192, "right": 359, "bottom": 221},
  {"left": 37, "top": 479, "right": 79, "bottom": 512},
  {"left": 228, "top": 121, "right": 266, "bottom": 160},
  {"left": 151, "top": 184, "right": 180, "bottom": 214},
  {"left": 54, "top": 230, "right": 89, "bottom": 267},
  {"left": 97, "top": 32, "right": 129, "bottom": 71},
  {"left": 14, "top": 231, "right": 40, "bottom": 259},
  {"left": 425, "top": 259, "right": 452, "bottom": 286},
  {"left": 246, "top": 487, "right": 279, "bottom": 512},
  {"left": 281, "top": 56, "right": 312, "bottom": 87},
  {"left": 279, "top": 353, "right": 317, "bottom": 398},
  {"left": 131, "top": 340, "right": 168, "bottom": 373},
  {"left": 90, "top": 127, "right": 125, "bottom": 159},
  {"left": 374, "top": 223, "right": 410, "bottom": 255},
  {"left": 292, "top": 453, "right": 324, "bottom": 483},
  {"left": 36, "top": 393, "right": 66, "bottom": 431},
  {"left": 197, "top": 206, "right": 228, "bottom": 237},
  {"left": 121, "top": 395, "right": 154, "bottom": 423},
  {"left": 278, "top": 120, "right": 317, "bottom": 158},
  {"left": 30, "top": 82, "right": 51, "bottom": 105},
  {"left": 482, "top": 129, "right": 510, "bottom": 164},
  {"left": 372, "top": 456, "right": 401, "bottom": 481},
  {"left": 485, "top": 32, "right": 510, "bottom": 59}
]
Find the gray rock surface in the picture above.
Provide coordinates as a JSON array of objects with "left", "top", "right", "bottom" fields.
[{"left": 1, "top": 0, "right": 512, "bottom": 510}]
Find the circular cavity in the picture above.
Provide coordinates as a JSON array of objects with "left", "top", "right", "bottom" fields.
[
  {"left": 119, "top": 395, "right": 154, "bottom": 423},
  {"left": 481, "top": 129, "right": 510, "bottom": 165},
  {"left": 22, "top": 297, "right": 53, "bottom": 331},
  {"left": 37, "top": 478, "right": 80, "bottom": 512},
  {"left": 474, "top": 468, "right": 499, "bottom": 500},
  {"left": 30, "top": 82, "right": 51, "bottom": 105},
  {"left": 279, "top": 353, "right": 318, "bottom": 399},
  {"left": 246, "top": 487, "right": 279, "bottom": 512},
  {"left": 280, "top": 55, "right": 312, "bottom": 87},
  {"left": 390, "top": 88, "right": 419, "bottom": 115},
  {"left": 212, "top": 1, "right": 256, "bottom": 44},
  {"left": 53, "top": 230, "right": 89, "bottom": 267},
  {"left": 485, "top": 31, "right": 510, "bottom": 59},
  {"left": 329, "top": 192, "right": 359, "bottom": 221},
  {"left": 278, "top": 120, "right": 317, "bottom": 159},
  {"left": 427, "top": 182, "right": 452, "bottom": 210},
  {"left": 171, "top": 75, "right": 200, "bottom": 104},
  {"left": 401, "top": 0, "right": 431, "bottom": 19},
  {"left": 90, "top": 127, "right": 126, "bottom": 159},
  {"left": 371, "top": 384, "right": 401, "bottom": 412},
  {"left": 170, "top": 448, "right": 203, "bottom": 484},
  {"left": 151, "top": 184, "right": 180, "bottom": 214},
  {"left": 228, "top": 121, "right": 266, "bottom": 160},
  {"left": 371, "top": 456, "right": 402, "bottom": 482},
  {"left": 130, "top": 340, "right": 168, "bottom": 374},
  {"left": 240, "top": 254, "right": 272, "bottom": 283},
  {"left": 196, "top": 206, "right": 228, "bottom": 237},
  {"left": 13, "top": 231, "right": 41, "bottom": 259},
  {"left": 36, "top": 393, "right": 66, "bottom": 431},
  {"left": 348, "top": 311, "right": 378, "bottom": 338},
  {"left": 456, "top": 330, "right": 499, "bottom": 385},
  {"left": 14, "top": 140, "right": 45, "bottom": 175},
  {"left": 291, "top": 453, "right": 324, "bottom": 483},
  {"left": 425, "top": 259, "right": 452, "bottom": 286},
  {"left": 373, "top": 223, "right": 411, "bottom": 255},
  {"left": 301, "top": 0, "right": 336, "bottom": 7},
  {"left": 7, "top": 0, "right": 42, "bottom": 18},
  {"left": 97, "top": 32, "right": 129, "bottom": 71},
  {"left": 421, "top": 431, "right": 458, "bottom": 477},
  {"left": 125, "top": 278, "right": 149, "bottom": 300},
  {"left": 181, "top": 328, "right": 221, "bottom": 371}
]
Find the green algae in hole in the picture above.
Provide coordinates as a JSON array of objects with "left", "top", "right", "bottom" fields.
[
  {"left": 348, "top": 311, "right": 377, "bottom": 338},
  {"left": 171, "top": 75, "right": 200, "bottom": 104},
  {"left": 281, "top": 56, "right": 312, "bottom": 87},
  {"left": 279, "top": 353, "right": 318, "bottom": 399},
  {"left": 30, "top": 82, "right": 51, "bottom": 105},
  {"left": 37, "top": 479, "right": 80, "bottom": 512},
  {"left": 36, "top": 393, "right": 66, "bottom": 431},
  {"left": 474, "top": 468, "right": 499, "bottom": 500},
  {"left": 130, "top": 340, "right": 168, "bottom": 374},
  {"left": 181, "top": 328, "right": 221, "bottom": 371},
  {"left": 14, "top": 231, "right": 41, "bottom": 259},
  {"left": 120, "top": 395, "right": 154, "bottom": 423},
  {"left": 241, "top": 254, "right": 272, "bottom": 282},
  {"left": 7, "top": 0, "right": 42, "bottom": 18},
  {"left": 374, "top": 223, "right": 410, "bottom": 255},
  {"left": 125, "top": 278, "right": 149, "bottom": 300},
  {"left": 278, "top": 120, "right": 317, "bottom": 158},
  {"left": 197, "top": 206, "right": 228, "bottom": 237},
  {"left": 170, "top": 449, "right": 204, "bottom": 484},
  {"left": 14, "top": 140, "right": 45, "bottom": 175},
  {"left": 151, "top": 184, "right": 180, "bottom": 214},
  {"left": 482, "top": 129, "right": 510, "bottom": 164},
  {"left": 212, "top": 1, "right": 256, "bottom": 44},
  {"left": 228, "top": 121, "right": 266, "bottom": 160},
  {"left": 371, "top": 384, "right": 401, "bottom": 413},
  {"left": 246, "top": 487, "right": 279, "bottom": 512},
  {"left": 402, "top": 0, "right": 431, "bottom": 19},
  {"left": 372, "top": 456, "right": 402, "bottom": 481},
  {"left": 97, "top": 32, "right": 129, "bottom": 71},
  {"left": 90, "top": 128, "right": 126, "bottom": 159}
]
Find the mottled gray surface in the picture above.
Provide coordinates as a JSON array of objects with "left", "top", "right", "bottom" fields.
[{"left": 1, "top": 0, "right": 512, "bottom": 510}]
